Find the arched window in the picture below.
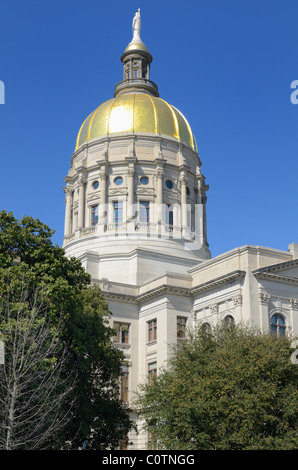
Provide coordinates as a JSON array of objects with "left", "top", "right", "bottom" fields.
[
  {"left": 223, "top": 315, "right": 235, "bottom": 328},
  {"left": 270, "top": 314, "right": 286, "bottom": 337},
  {"left": 200, "top": 322, "right": 212, "bottom": 334}
]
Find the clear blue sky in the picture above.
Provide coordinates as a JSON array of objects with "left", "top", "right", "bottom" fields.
[{"left": 0, "top": 0, "right": 297, "bottom": 257}]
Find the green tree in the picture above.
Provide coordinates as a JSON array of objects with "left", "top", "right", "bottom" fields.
[
  {"left": 137, "top": 323, "right": 298, "bottom": 450},
  {"left": 0, "top": 211, "right": 133, "bottom": 450}
]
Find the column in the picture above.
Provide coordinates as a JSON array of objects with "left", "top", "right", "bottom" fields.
[
  {"left": 259, "top": 291, "right": 271, "bottom": 333},
  {"left": 180, "top": 172, "right": 187, "bottom": 227},
  {"left": 196, "top": 168, "right": 208, "bottom": 246},
  {"left": 78, "top": 176, "right": 85, "bottom": 229},
  {"left": 155, "top": 167, "right": 163, "bottom": 233},
  {"left": 232, "top": 294, "right": 243, "bottom": 322},
  {"left": 99, "top": 166, "right": 107, "bottom": 231},
  {"left": 64, "top": 187, "right": 72, "bottom": 237},
  {"left": 127, "top": 166, "right": 134, "bottom": 222}
]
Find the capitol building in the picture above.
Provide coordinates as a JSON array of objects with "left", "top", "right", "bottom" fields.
[{"left": 62, "top": 11, "right": 298, "bottom": 449}]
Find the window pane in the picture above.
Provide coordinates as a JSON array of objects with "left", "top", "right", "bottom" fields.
[
  {"left": 166, "top": 204, "right": 173, "bottom": 227},
  {"left": 140, "top": 201, "right": 150, "bottom": 223},
  {"left": 114, "top": 201, "right": 123, "bottom": 224},
  {"left": 148, "top": 319, "right": 157, "bottom": 342},
  {"left": 91, "top": 205, "right": 98, "bottom": 226},
  {"left": 177, "top": 316, "right": 187, "bottom": 338},
  {"left": 148, "top": 362, "right": 157, "bottom": 385},
  {"left": 113, "top": 322, "right": 130, "bottom": 344},
  {"left": 114, "top": 176, "right": 123, "bottom": 186},
  {"left": 140, "top": 176, "right": 149, "bottom": 185},
  {"left": 270, "top": 314, "right": 286, "bottom": 337}
]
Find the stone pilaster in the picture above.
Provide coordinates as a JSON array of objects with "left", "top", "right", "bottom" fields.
[
  {"left": 64, "top": 187, "right": 72, "bottom": 237},
  {"left": 259, "top": 291, "right": 271, "bottom": 333},
  {"left": 77, "top": 175, "right": 85, "bottom": 229},
  {"left": 97, "top": 166, "right": 106, "bottom": 232}
]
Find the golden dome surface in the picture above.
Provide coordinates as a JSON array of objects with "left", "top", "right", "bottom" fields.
[
  {"left": 124, "top": 40, "right": 150, "bottom": 54},
  {"left": 75, "top": 93, "right": 198, "bottom": 152}
]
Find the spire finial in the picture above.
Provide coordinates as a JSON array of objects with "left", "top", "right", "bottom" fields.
[{"left": 132, "top": 9, "right": 141, "bottom": 42}]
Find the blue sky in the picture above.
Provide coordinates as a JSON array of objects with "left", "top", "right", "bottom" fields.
[{"left": 0, "top": 0, "right": 297, "bottom": 257}]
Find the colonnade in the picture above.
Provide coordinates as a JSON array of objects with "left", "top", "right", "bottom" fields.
[{"left": 64, "top": 161, "right": 208, "bottom": 242}]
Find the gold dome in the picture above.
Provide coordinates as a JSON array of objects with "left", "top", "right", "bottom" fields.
[
  {"left": 75, "top": 93, "right": 198, "bottom": 152},
  {"left": 124, "top": 40, "right": 150, "bottom": 55}
]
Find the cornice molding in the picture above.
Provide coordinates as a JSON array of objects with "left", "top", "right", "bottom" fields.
[
  {"left": 253, "top": 259, "right": 298, "bottom": 275},
  {"left": 191, "top": 270, "right": 246, "bottom": 295},
  {"left": 97, "top": 270, "right": 246, "bottom": 304},
  {"left": 254, "top": 271, "right": 298, "bottom": 286}
]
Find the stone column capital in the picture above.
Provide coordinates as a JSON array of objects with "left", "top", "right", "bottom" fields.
[
  {"left": 259, "top": 292, "right": 271, "bottom": 305},
  {"left": 290, "top": 298, "right": 298, "bottom": 310}
]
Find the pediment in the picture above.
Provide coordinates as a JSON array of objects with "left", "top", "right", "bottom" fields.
[
  {"left": 253, "top": 260, "right": 298, "bottom": 283},
  {"left": 86, "top": 192, "right": 101, "bottom": 203},
  {"left": 136, "top": 187, "right": 155, "bottom": 195},
  {"left": 109, "top": 188, "right": 128, "bottom": 196}
]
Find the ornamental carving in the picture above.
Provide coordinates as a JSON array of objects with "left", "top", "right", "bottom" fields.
[
  {"left": 209, "top": 303, "right": 219, "bottom": 314},
  {"left": 259, "top": 292, "right": 270, "bottom": 305},
  {"left": 63, "top": 186, "right": 73, "bottom": 198},
  {"left": 155, "top": 168, "right": 164, "bottom": 179},
  {"left": 290, "top": 298, "right": 298, "bottom": 310},
  {"left": 232, "top": 294, "right": 243, "bottom": 307}
]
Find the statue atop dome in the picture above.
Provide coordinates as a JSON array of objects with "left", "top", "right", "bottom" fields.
[{"left": 132, "top": 9, "right": 141, "bottom": 42}]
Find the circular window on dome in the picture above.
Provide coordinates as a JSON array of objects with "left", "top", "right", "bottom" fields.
[
  {"left": 93, "top": 181, "right": 99, "bottom": 190},
  {"left": 140, "top": 176, "right": 149, "bottom": 185},
  {"left": 165, "top": 180, "right": 173, "bottom": 189},
  {"left": 114, "top": 176, "right": 123, "bottom": 186}
]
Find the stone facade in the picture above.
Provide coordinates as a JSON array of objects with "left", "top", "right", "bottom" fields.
[{"left": 62, "top": 12, "right": 298, "bottom": 450}]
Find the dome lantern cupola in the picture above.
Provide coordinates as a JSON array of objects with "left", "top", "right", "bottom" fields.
[
  {"left": 65, "top": 9, "right": 210, "bottom": 274},
  {"left": 114, "top": 9, "right": 159, "bottom": 97}
]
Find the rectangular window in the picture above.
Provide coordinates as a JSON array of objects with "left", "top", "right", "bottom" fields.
[
  {"left": 134, "top": 70, "right": 138, "bottom": 78},
  {"left": 148, "top": 319, "right": 157, "bottom": 342},
  {"left": 114, "top": 201, "right": 123, "bottom": 225},
  {"left": 140, "top": 201, "right": 150, "bottom": 224},
  {"left": 113, "top": 322, "right": 130, "bottom": 344},
  {"left": 166, "top": 204, "right": 173, "bottom": 229},
  {"left": 148, "top": 362, "right": 157, "bottom": 385},
  {"left": 91, "top": 205, "right": 98, "bottom": 226},
  {"left": 177, "top": 316, "right": 187, "bottom": 339}
]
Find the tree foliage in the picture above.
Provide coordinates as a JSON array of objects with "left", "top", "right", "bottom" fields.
[
  {"left": 137, "top": 323, "right": 298, "bottom": 450},
  {"left": 0, "top": 211, "right": 133, "bottom": 449}
]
